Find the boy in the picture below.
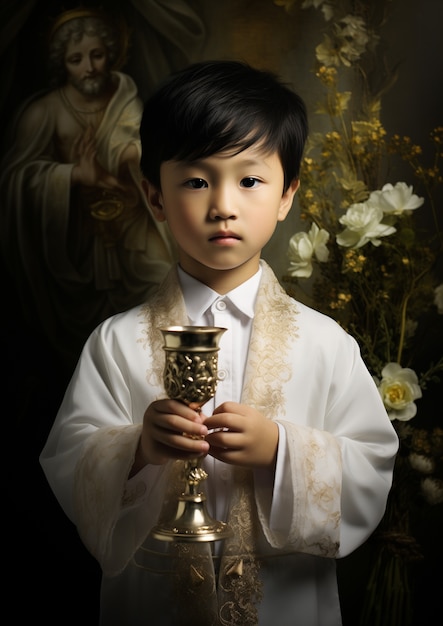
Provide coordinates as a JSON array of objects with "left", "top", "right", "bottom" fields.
[{"left": 40, "top": 60, "right": 398, "bottom": 626}]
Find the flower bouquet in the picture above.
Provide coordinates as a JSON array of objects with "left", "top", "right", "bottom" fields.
[{"left": 274, "top": 1, "right": 443, "bottom": 624}]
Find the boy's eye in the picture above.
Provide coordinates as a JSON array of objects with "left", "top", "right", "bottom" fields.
[
  {"left": 240, "top": 177, "right": 260, "bottom": 188},
  {"left": 184, "top": 178, "right": 208, "bottom": 189}
]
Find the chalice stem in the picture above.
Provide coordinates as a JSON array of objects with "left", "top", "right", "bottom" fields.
[{"left": 183, "top": 457, "right": 208, "bottom": 497}]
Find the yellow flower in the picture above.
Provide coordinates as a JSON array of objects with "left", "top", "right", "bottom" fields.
[
  {"left": 352, "top": 120, "right": 386, "bottom": 143},
  {"left": 316, "top": 65, "right": 337, "bottom": 86},
  {"left": 342, "top": 249, "right": 366, "bottom": 273},
  {"left": 330, "top": 292, "right": 352, "bottom": 310}
]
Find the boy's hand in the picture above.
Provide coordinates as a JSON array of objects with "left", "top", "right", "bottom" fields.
[
  {"left": 131, "top": 399, "right": 209, "bottom": 475},
  {"left": 204, "top": 402, "right": 279, "bottom": 470}
]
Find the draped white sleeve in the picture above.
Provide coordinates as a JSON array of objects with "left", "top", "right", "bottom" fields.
[{"left": 247, "top": 264, "right": 398, "bottom": 558}]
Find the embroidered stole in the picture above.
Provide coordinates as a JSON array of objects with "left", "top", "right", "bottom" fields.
[{"left": 140, "top": 262, "right": 299, "bottom": 625}]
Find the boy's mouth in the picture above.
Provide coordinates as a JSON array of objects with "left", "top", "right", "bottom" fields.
[{"left": 209, "top": 230, "right": 241, "bottom": 243}]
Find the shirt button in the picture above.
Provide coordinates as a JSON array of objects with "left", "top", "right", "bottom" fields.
[
  {"left": 218, "top": 369, "right": 227, "bottom": 380},
  {"left": 220, "top": 469, "right": 230, "bottom": 481},
  {"left": 215, "top": 299, "right": 227, "bottom": 311}
]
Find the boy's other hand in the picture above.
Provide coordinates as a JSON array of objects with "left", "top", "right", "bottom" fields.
[{"left": 204, "top": 402, "right": 278, "bottom": 470}]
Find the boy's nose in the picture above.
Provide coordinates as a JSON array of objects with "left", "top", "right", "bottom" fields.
[{"left": 209, "top": 189, "right": 237, "bottom": 220}]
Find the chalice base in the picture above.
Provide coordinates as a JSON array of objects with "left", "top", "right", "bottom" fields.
[{"left": 151, "top": 494, "right": 232, "bottom": 542}]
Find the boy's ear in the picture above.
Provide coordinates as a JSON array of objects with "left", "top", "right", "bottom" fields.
[
  {"left": 277, "top": 179, "right": 300, "bottom": 221},
  {"left": 141, "top": 179, "right": 166, "bottom": 222}
]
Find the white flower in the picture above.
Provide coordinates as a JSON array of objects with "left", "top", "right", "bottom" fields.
[
  {"left": 316, "top": 14, "right": 370, "bottom": 66},
  {"left": 338, "top": 15, "right": 370, "bottom": 61},
  {"left": 409, "top": 453, "right": 435, "bottom": 474},
  {"left": 377, "top": 362, "right": 422, "bottom": 421},
  {"left": 301, "top": 0, "right": 325, "bottom": 8},
  {"left": 336, "top": 202, "right": 396, "bottom": 248},
  {"left": 315, "top": 35, "right": 341, "bottom": 66},
  {"left": 404, "top": 318, "right": 418, "bottom": 339},
  {"left": 368, "top": 182, "right": 424, "bottom": 216},
  {"left": 421, "top": 477, "right": 443, "bottom": 505},
  {"left": 301, "top": 0, "right": 334, "bottom": 20},
  {"left": 434, "top": 284, "right": 443, "bottom": 313},
  {"left": 287, "top": 223, "right": 330, "bottom": 278}
]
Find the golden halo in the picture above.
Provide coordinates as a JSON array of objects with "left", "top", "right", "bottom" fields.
[{"left": 48, "top": 7, "right": 130, "bottom": 70}]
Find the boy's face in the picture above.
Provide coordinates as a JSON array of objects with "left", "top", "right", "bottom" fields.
[{"left": 145, "top": 144, "right": 299, "bottom": 292}]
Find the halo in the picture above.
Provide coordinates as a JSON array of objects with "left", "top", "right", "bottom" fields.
[{"left": 48, "top": 7, "right": 130, "bottom": 70}]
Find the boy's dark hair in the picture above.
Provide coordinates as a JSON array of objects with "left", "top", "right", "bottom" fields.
[{"left": 140, "top": 60, "right": 308, "bottom": 192}]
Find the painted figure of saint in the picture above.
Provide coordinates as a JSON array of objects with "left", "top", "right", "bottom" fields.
[{"left": 0, "top": 8, "right": 176, "bottom": 370}]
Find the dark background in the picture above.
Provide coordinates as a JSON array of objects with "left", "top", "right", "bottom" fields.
[{"left": 2, "top": 1, "right": 442, "bottom": 623}]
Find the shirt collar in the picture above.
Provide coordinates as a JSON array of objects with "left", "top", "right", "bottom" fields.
[{"left": 177, "top": 264, "right": 262, "bottom": 322}]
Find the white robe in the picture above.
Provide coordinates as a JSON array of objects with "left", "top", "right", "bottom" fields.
[{"left": 40, "top": 261, "right": 398, "bottom": 625}]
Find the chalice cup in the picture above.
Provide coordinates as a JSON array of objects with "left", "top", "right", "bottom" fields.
[{"left": 151, "top": 326, "right": 232, "bottom": 542}]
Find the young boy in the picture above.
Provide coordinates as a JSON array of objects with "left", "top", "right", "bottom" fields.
[{"left": 40, "top": 60, "right": 398, "bottom": 626}]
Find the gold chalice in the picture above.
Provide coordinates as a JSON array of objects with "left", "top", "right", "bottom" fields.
[{"left": 151, "top": 326, "right": 232, "bottom": 542}]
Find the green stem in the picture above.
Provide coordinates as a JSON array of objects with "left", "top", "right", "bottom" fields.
[{"left": 396, "top": 260, "right": 435, "bottom": 364}]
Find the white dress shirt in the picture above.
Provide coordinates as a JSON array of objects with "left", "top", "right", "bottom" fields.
[{"left": 154, "top": 265, "right": 288, "bottom": 528}]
